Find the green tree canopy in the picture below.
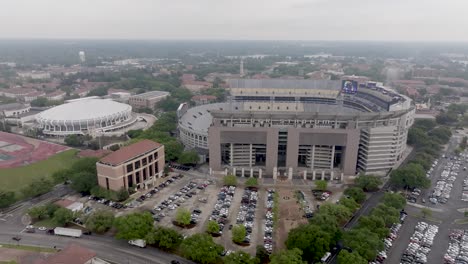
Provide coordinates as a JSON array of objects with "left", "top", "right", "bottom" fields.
[
  {"left": 390, "top": 163, "right": 430, "bottom": 189},
  {"left": 285, "top": 224, "right": 332, "bottom": 263},
  {"left": 344, "top": 187, "right": 366, "bottom": 203},
  {"left": 337, "top": 250, "right": 368, "bottom": 264},
  {"left": 232, "top": 224, "right": 247, "bottom": 244},
  {"left": 114, "top": 212, "right": 154, "bottom": 240},
  {"left": 53, "top": 208, "right": 74, "bottom": 226},
  {"left": 245, "top": 177, "right": 258, "bottom": 187},
  {"left": 175, "top": 207, "right": 191, "bottom": 226},
  {"left": 339, "top": 197, "right": 360, "bottom": 212},
  {"left": 315, "top": 180, "right": 328, "bottom": 191},
  {"left": 64, "top": 135, "right": 85, "bottom": 147},
  {"left": 180, "top": 234, "right": 224, "bottom": 264},
  {"left": 85, "top": 210, "right": 115, "bottom": 234},
  {"left": 177, "top": 150, "right": 199, "bottom": 165},
  {"left": 0, "top": 190, "right": 16, "bottom": 209},
  {"left": 224, "top": 175, "right": 238, "bottom": 186},
  {"left": 382, "top": 193, "right": 406, "bottom": 210},
  {"left": 370, "top": 204, "right": 400, "bottom": 227},
  {"left": 355, "top": 175, "right": 382, "bottom": 192},
  {"left": 21, "top": 178, "right": 54, "bottom": 198},
  {"left": 27, "top": 206, "right": 47, "bottom": 221},
  {"left": 206, "top": 220, "right": 220, "bottom": 234},
  {"left": 343, "top": 228, "right": 384, "bottom": 261},
  {"left": 357, "top": 215, "right": 389, "bottom": 239},
  {"left": 145, "top": 226, "right": 183, "bottom": 251},
  {"left": 317, "top": 203, "right": 353, "bottom": 224},
  {"left": 224, "top": 251, "right": 258, "bottom": 264},
  {"left": 70, "top": 171, "right": 97, "bottom": 194},
  {"left": 270, "top": 248, "right": 306, "bottom": 264}
]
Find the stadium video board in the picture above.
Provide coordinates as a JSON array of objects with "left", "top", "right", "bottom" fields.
[{"left": 341, "top": 80, "right": 358, "bottom": 94}]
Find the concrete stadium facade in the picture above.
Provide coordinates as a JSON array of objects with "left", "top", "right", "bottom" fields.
[{"left": 178, "top": 79, "right": 415, "bottom": 180}]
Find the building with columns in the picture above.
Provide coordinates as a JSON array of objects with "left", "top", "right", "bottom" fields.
[
  {"left": 178, "top": 79, "right": 415, "bottom": 180},
  {"left": 96, "top": 139, "right": 165, "bottom": 191}
]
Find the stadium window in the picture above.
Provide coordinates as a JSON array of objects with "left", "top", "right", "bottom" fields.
[
  {"left": 286, "top": 106, "right": 289, "bottom": 110},
  {"left": 258, "top": 106, "right": 261, "bottom": 110},
  {"left": 277, "top": 106, "right": 280, "bottom": 110}
]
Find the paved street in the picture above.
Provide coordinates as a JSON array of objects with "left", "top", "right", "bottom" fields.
[{"left": 385, "top": 133, "right": 468, "bottom": 264}]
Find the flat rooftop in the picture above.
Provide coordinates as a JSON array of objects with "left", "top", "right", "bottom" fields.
[{"left": 131, "top": 91, "right": 170, "bottom": 99}]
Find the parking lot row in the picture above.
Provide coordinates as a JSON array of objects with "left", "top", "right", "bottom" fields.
[
  {"left": 400, "top": 222, "right": 439, "bottom": 264},
  {"left": 444, "top": 229, "right": 468, "bottom": 264}
]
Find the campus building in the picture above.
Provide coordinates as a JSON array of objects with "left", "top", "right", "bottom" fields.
[
  {"left": 178, "top": 79, "right": 415, "bottom": 180},
  {"left": 96, "top": 139, "right": 165, "bottom": 191},
  {"left": 128, "top": 91, "right": 169, "bottom": 109}
]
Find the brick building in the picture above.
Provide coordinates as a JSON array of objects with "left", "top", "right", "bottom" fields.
[{"left": 96, "top": 140, "right": 165, "bottom": 191}]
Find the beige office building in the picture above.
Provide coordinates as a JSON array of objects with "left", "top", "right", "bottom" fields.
[{"left": 96, "top": 139, "right": 165, "bottom": 191}]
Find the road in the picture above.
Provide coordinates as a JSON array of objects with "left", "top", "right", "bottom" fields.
[
  {"left": 0, "top": 184, "right": 194, "bottom": 264},
  {"left": 0, "top": 225, "right": 192, "bottom": 264}
]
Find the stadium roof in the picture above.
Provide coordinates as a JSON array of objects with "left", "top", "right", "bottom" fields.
[
  {"left": 228, "top": 79, "right": 341, "bottom": 90},
  {"left": 99, "top": 139, "right": 162, "bottom": 166},
  {"left": 36, "top": 99, "right": 131, "bottom": 122}
]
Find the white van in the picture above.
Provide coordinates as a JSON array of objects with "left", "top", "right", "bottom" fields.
[{"left": 128, "top": 239, "right": 146, "bottom": 248}]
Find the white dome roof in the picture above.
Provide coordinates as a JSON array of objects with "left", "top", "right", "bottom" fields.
[{"left": 37, "top": 99, "right": 132, "bottom": 122}]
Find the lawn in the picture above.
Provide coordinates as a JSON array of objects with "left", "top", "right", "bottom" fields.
[
  {"left": 0, "top": 149, "right": 79, "bottom": 193},
  {"left": 0, "top": 244, "right": 57, "bottom": 253},
  {"left": 33, "top": 218, "right": 57, "bottom": 228}
]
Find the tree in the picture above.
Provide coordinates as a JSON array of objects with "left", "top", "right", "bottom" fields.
[
  {"left": 175, "top": 208, "right": 191, "bottom": 226},
  {"left": 315, "top": 180, "right": 328, "bottom": 191},
  {"left": 27, "top": 206, "right": 47, "bottom": 221},
  {"left": 0, "top": 190, "right": 16, "bottom": 208},
  {"left": 256, "top": 246, "right": 270, "bottom": 264},
  {"left": 337, "top": 250, "right": 367, "bottom": 264},
  {"left": 232, "top": 225, "right": 247, "bottom": 244},
  {"left": 114, "top": 212, "right": 154, "bottom": 240},
  {"left": 70, "top": 171, "right": 97, "bottom": 194},
  {"left": 30, "top": 97, "right": 48, "bottom": 107},
  {"left": 64, "top": 135, "right": 85, "bottom": 147},
  {"left": 285, "top": 224, "right": 332, "bottom": 263},
  {"left": 51, "top": 169, "right": 71, "bottom": 184},
  {"left": 45, "top": 203, "right": 60, "bottom": 218},
  {"left": 21, "top": 178, "right": 54, "bottom": 198},
  {"left": 116, "top": 188, "right": 129, "bottom": 201},
  {"left": 317, "top": 203, "right": 353, "bottom": 224},
  {"left": 357, "top": 215, "right": 389, "bottom": 239},
  {"left": 164, "top": 141, "right": 184, "bottom": 161},
  {"left": 340, "top": 197, "right": 360, "bottom": 212},
  {"left": 70, "top": 157, "right": 98, "bottom": 174},
  {"left": 355, "top": 175, "right": 382, "bottom": 192},
  {"left": 245, "top": 177, "right": 258, "bottom": 187},
  {"left": 344, "top": 187, "right": 366, "bottom": 203},
  {"left": 177, "top": 150, "right": 199, "bottom": 165},
  {"left": 343, "top": 228, "right": 384, "bottom": 261},
  {"left": 180, "top": 234, "right": 224, "bottom": 264},
  {"left": 109, "top": 144, "right": 120, "bottom": 151},
  {"left": 224, "top": 251, "right": 258, "bottom": 264},
  {"left": 461, "top": 136, "right": 467, "bottom": 150},
  {"left": 421, "top": 208, "right": 432, "bottom": 218},
  {"left": 382, "top": 193, "right": 406, "bottom": 210},
  {"left": 309, "top": 214, "right": 342, "bottom": 244},
  {"left": 370, "top": 204, "right": 400, "bottom": 227},
  {"left": 270, "top": 248, "right": 305, "bottom": 264},
  {"left": 206, "top": 220, "right": 220, "bottom": 234},
  {"left": 145, "top": 227, "right": 183, "bottom": 251},
  {"left": 85, "top": 210, "right": 115, "bottom": 234},
  {"left": 390, "top": 163, "right": 430, "bottom": 189},
  {"left": 53, "top": 208, "right": 74, "bottom": 226},
  {"left": 224, "top": 175, "right": 238, "bottom": 186}
]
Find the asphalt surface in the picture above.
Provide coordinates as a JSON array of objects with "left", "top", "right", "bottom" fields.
[{"left": 385, "top": 134, "right": 468, "bottom": 264}]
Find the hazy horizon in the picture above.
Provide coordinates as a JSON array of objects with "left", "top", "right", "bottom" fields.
[{"left": 1, "top": 0, "right": 468, "bottom": 41}]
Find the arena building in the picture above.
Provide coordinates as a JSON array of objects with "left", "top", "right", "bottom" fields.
[
  {"left": 178, "top": 79, "right": 415, "bottom": 180},
  {"left": 36, "top": 99, "right": 136, "bottom": 136}
]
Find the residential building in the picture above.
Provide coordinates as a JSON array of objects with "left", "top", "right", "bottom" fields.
[
  {"left": 96, "top": 140, "right": 165, "bottom": 191},
  {"left": 191, "top": 95, "right": 217, "bottom": 105},
  {"left": 46, "top": 90, "right": 66, "bottom": 101}
]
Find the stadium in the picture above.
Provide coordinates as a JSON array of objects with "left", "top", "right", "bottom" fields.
[
  {"left": 178, "top": 79, "right": 415, "bottom": 180},
  {"left": 36, "top": 99, "right": 136, "bottom": 136}
]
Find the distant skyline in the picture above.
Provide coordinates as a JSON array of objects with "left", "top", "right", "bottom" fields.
[{"left": 1, "top": 0, "right": 468, "bottom": 41}]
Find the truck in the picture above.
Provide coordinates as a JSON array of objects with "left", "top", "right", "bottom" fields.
[
  {"left": 53, "top": 227, "right": 82, "bottom": 238},
  {"left": 128, "top": 239, "right": 146, "bottom": 248}
]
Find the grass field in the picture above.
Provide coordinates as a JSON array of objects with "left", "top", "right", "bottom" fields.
[
  {"left": 0, "top": 149, "right": 79, "bottom": 193},
  {"left": 0, "top": 244, "right": 57, "bottom": 253}
]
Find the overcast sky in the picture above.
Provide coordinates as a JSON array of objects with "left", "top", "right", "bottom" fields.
[{"left": 1, "top": 0, "right": 467, "bottom": 41}]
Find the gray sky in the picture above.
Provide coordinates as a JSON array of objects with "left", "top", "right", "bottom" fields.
[{"left": 1, "top": 0, "right": 467, "bottom": 41}]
